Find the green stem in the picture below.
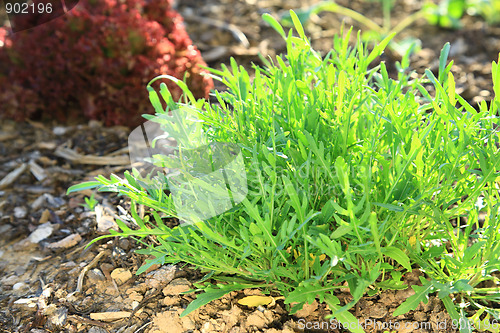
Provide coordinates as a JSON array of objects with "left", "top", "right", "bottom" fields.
[
  {"left": 315, "top": 3, "right": 383, "bottom": 34},
  {"left": 388, "top": 10, "right": 426, "bottom": 37},
  {"left": 382, "top": 0, "right": 391, "bottom": 32}
]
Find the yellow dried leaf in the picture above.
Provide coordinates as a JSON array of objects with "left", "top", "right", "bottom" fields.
[
  {"left": 310, "top": 253, "right": 326, "bottom": 261},
  {"left": 237, "top": 295, "right": 274, "bottom": 307}
]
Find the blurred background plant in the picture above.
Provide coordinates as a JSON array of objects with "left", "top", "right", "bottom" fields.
[
  {"left": 280, "top": 0, "right": 425, "bottom": 56},
  {"left": 0, "top": 0, "right": 213, "bottom": 127},
  {"left": 280, "top": 0, "right": 500, "bottom": 56},
  {"left": 426, "top": 0, "right": 500, "bottom": 28}
]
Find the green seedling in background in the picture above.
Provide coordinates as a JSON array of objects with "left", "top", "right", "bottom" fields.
[{"left": 80, "top": 193, "right": 98, "bottom": 211}]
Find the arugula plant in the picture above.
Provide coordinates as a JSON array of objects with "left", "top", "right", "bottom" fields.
[{"left": 68, "top": 11, "right": 500, "bottom": 329}]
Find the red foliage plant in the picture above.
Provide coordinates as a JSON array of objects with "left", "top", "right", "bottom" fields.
[{"left": 0, "top": 0, "right": 213, "bottom": 127}]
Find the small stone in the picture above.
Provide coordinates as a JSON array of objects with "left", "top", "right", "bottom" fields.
[
  {"left": 125, "top": 283, "right": 148, "bottom": 295},
  {"left": 146, "top": 265, "right": 176, "bottom": 289},
  {"left": 53, "top": 126, "right": 67, "bottom": 135},
  {"left": 88, "top": 328, "right": 107, "bottom": 333},
  {"left": 414, "top": 311, "right": 427, "bottom": 322},
  {"left": 110, "top": 268, "right": 132, "bottom": 285},
  {"left": 103, "top": 285, "right": 119, "bottom": 296},
  {"left": 46, "top": 305, "right": 68, "bottom": 328},
  {"left": 263, "top": 309, "right": 274, "bottom": 321},
  {"left": 87, "top": 268, "right": 106, "bottom": 284},
  {"left": 201, "top": 321, "right": 214, "bottom": 333},
  {"left": 13, "top": 282, "right": 27, "bottom": 291},
  {"left": 220, "top": 305, "right": 242, "bottom": 328},
  {"left": 28, "top": 222, "right": 54, "bottom": 243},
  {"left": 181, "top": 316, "right": 196, "bottom": 331},
  {"left": 31, "top": 193, "right": 64, "bottom": 210},
  {"left": 31, "top": 195, "right": 46, "bottom": 210},
  {"left": 245, "top": 310, "right": 268, "bottom": 329},
  {"left": 100, "top": 263, "right": 114, "bottom": 280},
  {"left": 61, "top": 261, "right": 77, "bottom": 269},
  {"left": 131, "top": 301, "right": 142, "bottom": 312},
  {"left": 127, "top": 291, "right": 143, "bottom": 302},
  {"left": 369, "top": 303, "right": 388, "bottom": 319},
  {"left": 47, "top": 233, "right": 82, "bottom": 249},
  {"left": 162, "top": 296, "right": 180, "bottom": 306},
  {"left": 0, "top": 224, "right": 12, "bottom": 234},
  {"left": 162, "top": 278, "right": 191, "bottom": 296},
  {"left": 151, "top": 311, "right": 184, "bottom": 333},
  {"left": 14, "top": 206, "right": 27, "bottom": 218},
  {"left": 119, "top": 238, "right": 130, "bottom": 251},
  {"left": 2, "top": 275, "right": 19, "bottom": 286},
  {"left": 95, "top": 205, "right": 119, "bottom": 233}
]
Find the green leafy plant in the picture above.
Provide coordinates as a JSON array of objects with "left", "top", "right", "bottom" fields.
[
  {"left": 81, "top": 193, "right": 98, "bottom": 211},
  {"left": 68, "top": 11, "right": 500, "bottom": 329}
]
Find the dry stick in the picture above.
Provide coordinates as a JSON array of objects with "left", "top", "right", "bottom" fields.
[
  {"left": 134, "top": 321, "right": 152, "bottom": 333},
  {"left": 67, "top": 315, "right": 109, "bottom": 328},
  {"left": 75, "top": 249, "right": 112, "bottom": 294},
  {"left": 0, "top": 163, "right": 28, "bottom": 189},
  {"left": 55, "top": 146, "right": 130, "bottom": 165}
]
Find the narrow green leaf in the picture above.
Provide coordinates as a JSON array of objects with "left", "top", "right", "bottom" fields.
[
  {"left": 289, "top": 10, "right": 306, "bottom": 40},
  {"left": 373, "top": 202, "right": 404, "bottom": 212},
  {"left": 393, "top": 280, "right": 433, "bottom": 316},
  {"left": 262, "top": 13, "right": 286, "bottom": 39},
  {"left": 181, "top": 284, "right": 250, "bottom": 317},
  {"left": 382, "top": 247, "right": 412, "bottom": 271},
  {"left": 325, "top": 294, "right": 365, "bottom": 333},
  {"left": 67, "top": 181, "right": 102, "bottom": 194},
  {"left": 438, "top": 43, "right": 451, "bottom": 82},
  {"left": 331, "top": 225, "right": 352, "bottom": 239},
  {"left": 366, "top": 33, "right": 395, "bottom": 65}
]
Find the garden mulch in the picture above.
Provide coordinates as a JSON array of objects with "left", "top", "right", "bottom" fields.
[{"left": 1, "top": 0, "right": 499, "bottom": 332}]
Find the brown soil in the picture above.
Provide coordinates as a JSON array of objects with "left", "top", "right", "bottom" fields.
[{"left": 1, "top": 0, "right": 498, "bottom": 332}]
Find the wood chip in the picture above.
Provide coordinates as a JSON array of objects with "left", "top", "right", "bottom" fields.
[
  {"left": 54, "top": 146, "right": 130, "bottom": 165},
  {"left": 37, "top": 156, "right": 57, "bottom": 166},
  {"left": 37, "top": 142, "right": 57, "bottom": 150},
  {"left": 39, "top": 209, "right": 51, "bottom": 224},
  {"left": 95, "top": 205, "right": 119, "bottom": 233},
  {"left": 47, "top": 234, "right": 82, "bottom": 249},
  {"left": 0, "top": 132, "right": 16, "bottom": 142},
  {"left": 29, "top": 160, "right": 47, "bottom": 181},
  {"left": 0, "top": 163, "right": 28, "bottom": 189},
  {"left": 89, "top": 311, "right": 131, "bottom": 322}
]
